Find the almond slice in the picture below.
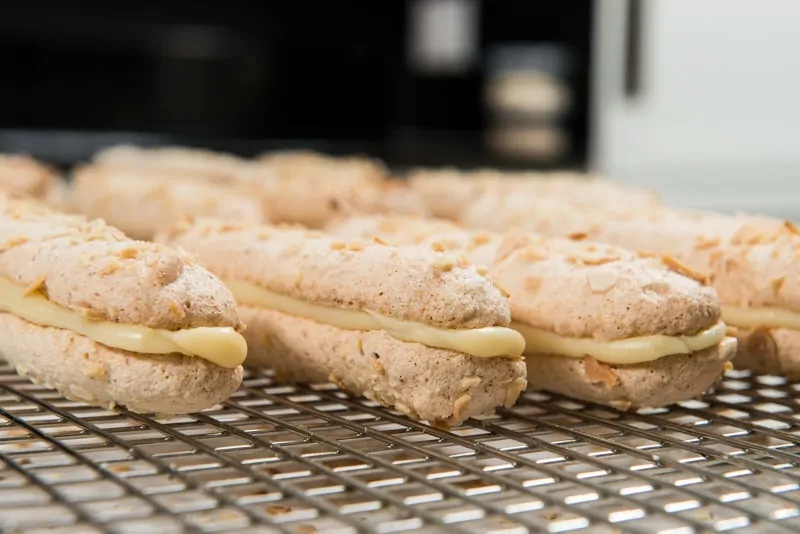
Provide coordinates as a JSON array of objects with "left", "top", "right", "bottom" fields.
[
  {"left": 494, "top": 234, "right": 534, "bottom": 263},
  {"left": 661, "top": 254, "right": 709, "bottom": 284},
  {"left": 586, "top": 271, "right": 619, "bottom": 293},
  {"left": 584, "top": 356, "right": 618, "bottom": 390}
]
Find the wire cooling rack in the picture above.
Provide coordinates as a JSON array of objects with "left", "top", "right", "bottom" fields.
[{"left": 1, "top": 364, "right": 799, "bottom": 534}]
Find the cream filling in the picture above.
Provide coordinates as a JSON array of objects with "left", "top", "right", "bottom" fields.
[
  {"left": 722, "top": 305, "right": 800, "bottom": 331},
  {"left": 513, "top": 321, "right": 728, "bottom": 365},
  {"left": 0, "top": 277, "right": 247, "bottom": 368},
  {"left": 225, "top": 280, "right": 526, "bottom": 358}
]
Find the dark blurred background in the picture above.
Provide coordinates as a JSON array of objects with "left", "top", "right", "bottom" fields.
[{"left": 0, "top": 1, "right": 593, "bottom": 169}]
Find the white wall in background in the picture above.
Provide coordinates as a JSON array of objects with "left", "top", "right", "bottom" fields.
[{"left": 591, "top": 0, "right": 800, "bottom": 218}]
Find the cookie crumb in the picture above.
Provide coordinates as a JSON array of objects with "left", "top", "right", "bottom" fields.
[
  {"left": 453, "top": 394, "right": 471, "bottom": 421},
  {"left": 461, "top": 377, "right": 482, "bottom": 388},
  {"left": 505, "top": 377, "right": 527, "bottom": 406}
]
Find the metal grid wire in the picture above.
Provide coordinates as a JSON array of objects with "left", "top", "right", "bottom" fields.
[{"left": 1, "top": 364, "right": 800, "bottom": 534}]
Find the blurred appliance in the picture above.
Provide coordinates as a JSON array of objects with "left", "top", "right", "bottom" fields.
[
  {"left": 591, "top": 0, "right": 800, "bottom": 218},
  {"left": 0, "top": 1, "right": 592, "bottom": 170}
]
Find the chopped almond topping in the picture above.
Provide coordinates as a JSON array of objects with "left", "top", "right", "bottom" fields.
[
  {"left": 494, "top": 235, "right": 534, "bottom": 263},
  {"left": 168, "top": 300, "right": 186, "bottom": 319},
  {"left": 293, "top": 271, "right": 303, "bottom": 288},
  {"left": 609, "top": 399, "right": 632, "bottom": 411},
  {"left": 394, "top": 401, "right": 412, "bottom": 415},
  {"left": 476, "top": 267, "right": 489, "bottom": 276},
  {"left": 505, "top": 377, "right": 527, "bottom": 406},
  {"left": 582, "top": 255, "right": 618, "bottom": 266},
  {"left": 429, "top": 419, "right": 452, "bottom": 431},
  {"left": 772, "top": 277, "right": 785, "bottom": 296},
  {"left": 153, "top": 254, "right": 183, "bottom": 285},
  {"left": 456, "top": 254, "right": 471, "bottom": 268},
  {"left": 430, "top": 241, "right": 446, "bottom": 252},
  {"left": 520, "top": 247, "right": 547, "bottom": 262},
  {"left": 587, "top": 271, "right": 619, "bottom": 293},
  {"left": 412, "top": 232, "right": 430, "bottom": 244},
  {"left": 432, "top": 256, "right": 455, "bottom": 272},
  {"left": 731, "top": 225, "right": 767, "bottom": 245},
  {"left": 637, "top": 250, "right": 659, "bottom": 259},
  {"left": 567, "top": 232, "right": 588, "bottom": 241},
  {"left": 0, "top": 236, "right": 28, "bottom": 251},
  {"left": 76, "top": 306, "right": 105, "bottom": 321},
  {"left": 198, "top": 223, "right": 214, "bottom": 237},
  {"left": 172, "top": 245, "right": 195, "bottom": 264},
  {"left": 695, "top": 235, "right": 721, "bottom": 249},
  {"left": 471, "top": 234, "right": 491, "bottom": 246},
  {"left": 662, "top": 254, "right": 709, "bottom": 284},
  {"left": 461, "top": 377, "right": 482, "bottom": 388},
  {"left": 584, "top": 356, "right": 618, "bottom": 390},
  {"left": 785, "top": 221, "right": 800, "bottom": 235},
  {"left": 98, "top": 260, "right": 123, "bottom": 275},
  {"left": 23, "top": 275, "right": 47, "bottom": 296},
  {"left": 588, "top": 223, "right": 603, "bottom": 235},
  {"left": 723, "top": 257, "right": 742, "bottom": 275},
  {"left": 493, "top": 280, "right": 510, "bottom": 297},
  {"left": 257, "top": 229, "right": 272, "bottom": 239},
  {"left": 523, "top": 276, "right": 542, "bottom": 291},
  {"left": 378, "top": 220, "right": 401, "bottom": 233},
  {"left": 84, "top": 365, "right": 106, "bottom": 379},
  {"left": 346, "top": 241, "right": 363, "bottom": 251},
  {"left": 327, "top": 374, "right": 347, "bottom": 390},
  {"left": 118, "top": 247, "right": 139, "bottom": 259},
  {"left": 762, "top": 231, "right": 781, "bottom": 244},
  {"left": 708, "top": 249, "right": 725, "bottom": 264},
  {"left": 218, "top": 223, "right": 243, "bottom": 233},
  {"left": 373, "top": 236, "right": 388, "bottom": 245},
  {"left": 330, "top": 241, "right": 346, "bottom": 250},
  {"left": 452, "top": 394, "right": 472, "bottom": 421}
]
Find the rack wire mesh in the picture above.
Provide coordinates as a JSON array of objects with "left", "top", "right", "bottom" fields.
[{"left": 1, "top": 362, "right": 799, "bottom": 534}]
